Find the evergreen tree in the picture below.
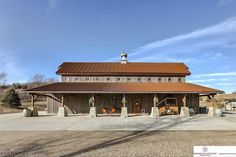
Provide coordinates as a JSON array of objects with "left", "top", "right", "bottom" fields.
[{"left": 1, "top": 89, "right": 21, "bottom": 107}]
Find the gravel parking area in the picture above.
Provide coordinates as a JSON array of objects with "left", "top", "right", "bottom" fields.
[
  {"left": 0, "top": 131, "right": 236, "bottom": 157},
  {"left": 1, "top": 111, "right": 236, "bottom": 131}
]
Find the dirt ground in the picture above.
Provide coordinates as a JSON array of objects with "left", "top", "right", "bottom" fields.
[{"left": 0, "top": 131, "right": 236, "bottom": 157}]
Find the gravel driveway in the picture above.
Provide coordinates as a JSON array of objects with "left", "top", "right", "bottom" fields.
[
  {"left": 0, "top": 131, "right": 236, "bottom": 157},
  {"left": 1, "top": 111, "right": 236, "bottom": 131}
]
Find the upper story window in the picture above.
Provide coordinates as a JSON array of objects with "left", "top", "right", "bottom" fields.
[
  {"left": 96, "top": 77, "right": 100, "bottom": 81},
  {"left": 127, "top": 77, "right": 131, "bottom": 81},
  {"left": 178, "top": 78, "right": 182, "bottom": 82},
  {"left": 117, "top": 78, "right": 121, "bottom": 81},
  {"left": 138, "top": 77, "right": 141, "bottom": 81},
  {"left": 168, "top": 78, "right": 172, "bottom": 82},
  {"left": 148, "top": 78, "right": 151, "bottom": 81},
  {"left": 107, "top": 78, "right": 110, "bottom": 81},
  {"left": 158, "top": 78, "right": 161, "bottom": 82},
  {"left": 75, "top": 77, "right": 79, "bottom": 81},
  {"left": 85, "top": 77, "right": 90, "bottom": 81}
]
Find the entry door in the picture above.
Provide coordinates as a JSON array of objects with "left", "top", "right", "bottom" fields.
[{"left": 132, "top": 98, "right": 141, "bottom": 113}]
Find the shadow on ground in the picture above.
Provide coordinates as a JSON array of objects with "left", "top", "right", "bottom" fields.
[{"left": 0, "top": 116, "right": 203, "bottom": 157}]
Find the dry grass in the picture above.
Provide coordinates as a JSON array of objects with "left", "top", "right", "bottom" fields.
[{"left": 0, "top": 106, "right": 22, "bottom": 114}]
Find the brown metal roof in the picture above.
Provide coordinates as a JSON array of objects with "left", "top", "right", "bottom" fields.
[
  {"left": 56, "top": 62, "right": 191, "bottom": 76},
  {"left": 25, "top": 82, "right": 223, "bottom": 94}
]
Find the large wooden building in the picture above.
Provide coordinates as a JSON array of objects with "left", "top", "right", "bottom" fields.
[{"left": 26, "top": 53, "right": 222, "bottom": 117}]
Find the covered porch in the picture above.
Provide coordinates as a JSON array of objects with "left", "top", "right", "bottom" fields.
[
  {"left": 24, "top": 82, "right": 222, "bottom": 117},
  {"left": 45, "top": 93, "right": 197, "bottom": 116}
]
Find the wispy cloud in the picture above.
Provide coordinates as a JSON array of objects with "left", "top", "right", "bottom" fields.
[
  {"left": 129, "top": 17, "right": 236, "bottom": 58},
  {"left": 106, "top": 17, "right": 236, "bottom": 93},
  {"left": 218, "top": 0, "right": 233, "bottom": 6},
  {"left": 196, "top": 72, "right": 236, "bottom": 77}
]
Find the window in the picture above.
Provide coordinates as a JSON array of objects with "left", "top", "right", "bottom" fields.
[
  {"left": 107, "top": 78, "right": 110, "bottom": 81},
  {"left": 127, "top": 77, "right": 131, "bottom": 81},
  {"left": 96, "top": 77, "right": 100, "bottom": 81},
  {"left": 178, "top": 78, "right": 182, "bottom": 82},
  {"left": 75, "top": 77, "right": 79, "bottom": 81},
  {"left": 148, "top": 78, "right": 151, "bottom": 81},
  {"left": 138, "top": 77, "right": 141, "bottom": 81},
  {"left": 117, "top": 78, "right": 121, "bottom": 81},
  {"left": 168, "top": 78, "right": 172, "bottom": 82},
  {"left": 85, "top": 77, "right": 89, "bottom": 81},
  {"left": 158, "top": 78, "right": 161, "bottom": 82}
]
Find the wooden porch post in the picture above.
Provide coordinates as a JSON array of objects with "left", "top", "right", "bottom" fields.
[
  {"left": 122, "top": 94, "right": 127, "bottom": 107},
  {"left": 61, "top": 95, "right": 64, "bottom": 107},
  {"left": 31, "top": 94, "right": 39, "bottom": 108},
  {"left": 31, "top": 95, "right": 35, "bottom": 108},
  {"left": 92, "top": 94, "right": 95, "bottom": 107},
  {"left": 30, "top": 94, "right": 39, "bottom": 117},
  {"left": 183, "top": 94, "right": 187, "bottom": 107}
]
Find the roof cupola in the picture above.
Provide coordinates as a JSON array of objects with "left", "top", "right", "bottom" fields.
[{"left": 121, "top": 52, "right": 128, "bottom": 64}]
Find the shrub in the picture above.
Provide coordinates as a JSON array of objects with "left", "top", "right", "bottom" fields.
[
  {"left": 1, "top": 89, "right": 21, "bottom": 107},
  {"left": 205, "top": 97, "right": 211, "bottom": 102}
]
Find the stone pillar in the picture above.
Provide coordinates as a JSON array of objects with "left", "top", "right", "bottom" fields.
[
  {"left": 150, "top": 107, "right": 159, "bottom": 118},
  {"left": 30, "top": 107, "right": 39, "bottom": 117},
  {"left": 57, "top": 107, "right": 67, "bottom": 117},
  {"left": 180, "top": 107, "right": 190, "bottom": 116},
  {"left": 89, "top": 107, "right": 97, "bottom": 117},
  {"left": 121, "top": 107, "right": 128, "bottom": 118},
  {"left": 208, "top": 107, "right": 215, "bottom": 116},
  {"left": 151, "top": 94, "right": 159, "bottom": 118},
  {"left": 180, "top": 95, "right": 190, "bottom": 116},
  {"left": 121, "top": 94, "right": 128, "bottom": 118},
  {"left": 23, "top": 109, "right": 32, "bottom": 117}
]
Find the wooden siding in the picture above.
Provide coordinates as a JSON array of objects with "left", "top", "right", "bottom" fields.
[
  {"left": 61, "top": 76, "right": 186, "bottom": 83},
  {"left": 47, "top": 93, "right": 199, "bottom": 114}
]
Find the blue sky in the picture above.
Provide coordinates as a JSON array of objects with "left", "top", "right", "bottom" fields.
[{"left": 0, "top": 0, "right": 236, "bottom": 93}]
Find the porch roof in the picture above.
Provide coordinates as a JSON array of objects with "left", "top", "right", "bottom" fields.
[{"left": 25, "top": 82, "right": 223, "bottom": 94}]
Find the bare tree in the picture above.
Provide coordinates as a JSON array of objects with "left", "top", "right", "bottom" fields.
[
  {"left": 46, "top": 78, "right": 58, "bottom": 84},
  {"left": 0, "top": 71, "right": 7, "bottom": 87},
  {"left": 29, "top": 74, "right": 46, "bottom": 87}
]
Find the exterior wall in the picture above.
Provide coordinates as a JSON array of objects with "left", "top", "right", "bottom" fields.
[
  {"left": 47, "top": 93, "right": 199, "bottom": 114},
  {"left": 61, "top": 76, "right": 186, "bottom": 83},
  {"left": 47, "top": 97, "right": 60, "bottom": 114},
  {"left": 186, "top": 94, "right": 199, "bottom": 114}
]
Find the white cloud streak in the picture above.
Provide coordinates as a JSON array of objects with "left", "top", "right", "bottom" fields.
[
  {"left": 129, "top": 17, "right": 236, "bottom": 57},
  {"left": 196, "top": 72, "right": 236, "bottom": 77},
  {"left": 218, "top": 0, "right": 233, "bottom": 6}
]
